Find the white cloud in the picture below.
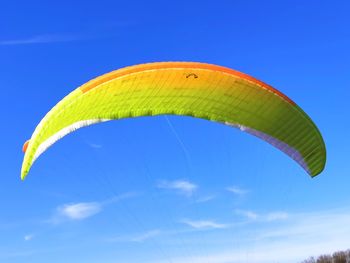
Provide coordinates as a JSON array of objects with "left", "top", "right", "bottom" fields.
[
  {"left": 157, "top": 180, "right": 198, "bottom": 196},
  {"left": 48, "top": 192, "right": 137, "bottom": 224},
  {"left": 181, "top": 219, "right": 228, "bottom": 229},
  {"left": 57, "top": 202, "right": 101, "bottom": 220},
  {"left": 227, "top": 186, "right": 249, "bottom": 196},
  {"left": 24, "top": 234, "right": 34, "bottom": 241},
  {"left": 44, "top": 202, "right": 102, "bottom": 224}
]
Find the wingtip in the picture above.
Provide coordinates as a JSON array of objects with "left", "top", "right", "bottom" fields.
[
  {"left": 309, "top": 166, "right": 325, "bottom": 178},
  {"left": 20, "top": 169, "right": 28, "bottom": 181}
]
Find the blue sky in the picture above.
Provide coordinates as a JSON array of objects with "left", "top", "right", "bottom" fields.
[{"left": 1, "top": 1, "right": 350, "bottom": 262}]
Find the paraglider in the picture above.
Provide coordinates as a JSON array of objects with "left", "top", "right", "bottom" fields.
[{"left": 21, "top": 62, "right": 326, "bottom": 180}]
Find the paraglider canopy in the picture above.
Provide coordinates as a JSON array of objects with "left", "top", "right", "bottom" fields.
[{"left": 21, "top": 62, "right": 326, "bottom": 180}]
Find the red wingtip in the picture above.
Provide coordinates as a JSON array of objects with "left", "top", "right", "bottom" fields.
[{"left": 22, "top": 140, "right": 30, "bottom": 153}]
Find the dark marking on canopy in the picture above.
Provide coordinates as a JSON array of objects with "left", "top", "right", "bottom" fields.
[{"left": 186, "top": 73, "right": 198, "bottom": 79}]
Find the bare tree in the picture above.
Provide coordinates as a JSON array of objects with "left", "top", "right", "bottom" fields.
[
  {"left": 301, "top": 257, "right": 316, "bottom": 263},
  {"left": 345, "top": 250, "right": 350, "bottom": 263},
  {"left": 333, "top": 251, "right": 347, "bottom": 263},
  {"left": 316, "top": 254, "right": 332, "bottom": 263},
  {"left": 301, "top": 249, "right": 350, "bottom": 263}
]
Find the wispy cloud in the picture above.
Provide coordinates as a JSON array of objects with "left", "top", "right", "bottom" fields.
[
  {"left": 131, "top": 230, "right": 161, "bottom": 242},
  {"left": 106, "top": 229, "right": 161, "bottom": 243},
  {"left": 254, "top": 210, "right": 349, "bottom": 241},
  {"left": 235, "top": 209, "right": 259, "bottom": 220},
  {"left": 181, "top": 219, "right": 228, "bottom": 230},
  {"left": 194, "top": 195, "right": 216, "bottom": 203},
  {"left": 265, "top": 212, "right": 289, "bottom": 221},
  {"left": 24, "top": 234, "right": 34, "bottom": 241},
  {"left": 101, "top": 192, "right": 140, "bottom": 205},
  {"left": 234, "top": 209, "right": 288, "bottom": 222},
  {"left": 88, "top": 143, "right": 103, "bottom": 149},
  {"left": 0, "top": 34, "right": 83, "bottom": 46},
  {"left": 157, "top": 180, "right": 198, "bottom": 197},
  {"left": 227, "top": 186, "right": 249, "bottom": 196},
  {"left": 149, "top": 208, "right": 350, "bottom": 263}
]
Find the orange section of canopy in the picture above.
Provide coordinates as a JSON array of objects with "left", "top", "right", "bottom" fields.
[{"left": 79, "top": 62, "right": 296, "bottom": 105}]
